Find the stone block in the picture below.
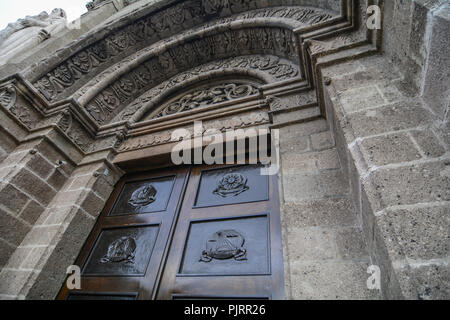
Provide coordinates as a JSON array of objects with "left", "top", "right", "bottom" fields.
[
  {"left": 289, "top": 260, "right": 380, "bottom": 300},
  {"left": 335, "top": 227, "right": 368, "bottom": 260},
  {"left": 360, "top": 133, "right": 422, "bottom": 166},
  {"left": 338, "top": 86, "right": 386, "bottom": 114},
  {"left": 6, "top": 246, "right": 32, "bottom": 269},
  {"left": 286, "top": 227, "right": 336, "bottom": 261},
  {"left": 19, "top": 199, "right": 45, "bottom": 225},
  {"left": 0, "top": 240, "right": 15, "bottom": 268},
  {"left": 396, "top": 264, "right": 450, "bottom": 300},
  {"left": 370, "top": 161, "right": 449, "bottom": 207},
  {"left": 25, "top": 154, "right": 54, "bottom": 180},
  {"left": 410, "top": 130, "right": 446, "bottom": 158},
  {"left": 282, "top": 197, "right": 357, "bottom": 228},
  {"left": 47, "top": 168, "right": 69, "bottom": 191},
  {"left": 0, "top": 208, "right": 31, "bottom": 246},
  {"left": 0, "top": 183, "right": 30, "bottom": 215},
  {"left": 282, "top": 149, "right": 340, "bottom": 174},
  {"left": 283, "top": 169, "right": 348, "bottom": 202},
  {"left": 377, "top": 205, "right": 449, "bottom": 261},
  {"left": 0, "top": 269, "right": 33, "bottom": 296},
  {"left": 10, "top": 168, "right": 56, "bottom": 206},
  {"left": 347, "top": 101, "right": 431, "bottom": 138},
  {"left": 310, "top": 131, "right": 335, "bottom": 151}
]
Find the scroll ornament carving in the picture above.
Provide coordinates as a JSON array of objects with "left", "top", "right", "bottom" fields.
[
  {"left": 100, "top": 236, "right": 136, "bottom": 264},
  {"left": 31, "top": 2, "right": 331, "bottom": 101},
  {"left": 0, "top": 84, "right": 16, "bottom": 109},
  {"left": 128, "top": 184, "right": 157, "bottom": 210},
  {"left": 200, "top": 230, "right": 247, "bottom": 262},
  {"left": 213, "top": 173, "right": 249, "bottom": 198},
  {"left": 153, "top": 83, "right": 259, "bottom": 119}
]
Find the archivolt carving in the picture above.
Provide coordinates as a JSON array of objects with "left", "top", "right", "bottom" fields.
[
  {"left": 90, "top": 55, "right": 298, "bottom": 125},
  {"left": 31, "top": 2, "right": 335, "bottom": 102},
  {"left": 152, "top": 82, "right": 259, "bottom": 119},
  {"left": 82, "top": 26, "right": 296, "bottom": 124}
]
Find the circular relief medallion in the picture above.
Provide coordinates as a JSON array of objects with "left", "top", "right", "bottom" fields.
[
  {"left": 128, "top": 184, "right": 157, "bottom": 210},
  {"left": 213, "top": 173, "right": 249, "bottom": 198},
  {"left": 200, "top": 229, "right": 247, "bottom": 262},
  {"left": 100, "top": 236, "right": 136, "bottom": 264}
]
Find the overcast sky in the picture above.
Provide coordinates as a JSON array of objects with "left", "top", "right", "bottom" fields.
[{"left": 0, "top": 0, "right": 88, "bottom": 29}]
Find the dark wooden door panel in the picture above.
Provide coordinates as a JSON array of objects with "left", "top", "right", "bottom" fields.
[
  {"left": 156, "top": 164, "right": 284, "bottom": 300},
  {"left": 58, "top": 166, "right": 190, "bottom": 300},
  {"left": 58, "top": 163, "right": 284, "bottom": 300}
]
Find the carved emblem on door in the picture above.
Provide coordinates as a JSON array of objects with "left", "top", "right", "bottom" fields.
[
  {"left": 100, "top": 236, "right": 137, "bottom": 264},
  {"left": 199, "top": 230, "right": 247, "bottom": 262},
  {"left": 213, "top": 173, "right": 249, "bottom": 198},
  {"left": 128, "top": 184, "right": 157, "bottom": 210}
]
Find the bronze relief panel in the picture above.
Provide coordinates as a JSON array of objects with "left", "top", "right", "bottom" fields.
[
  {"left": 109, "top": 175, "right": 175, "bottom": 216},
  {"left": 178, "top": 214, "right": 270, "bottom": 276},
  {"left": 194, "top": 165, "right": 269, "bottom": 208},
  {"left": 82, "top": 225, "right": 159, "bottom": 276}
]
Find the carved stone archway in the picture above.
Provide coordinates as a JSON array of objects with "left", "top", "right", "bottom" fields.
[{"left": 5, "top": 0, "right": 432, "bottom": 300}]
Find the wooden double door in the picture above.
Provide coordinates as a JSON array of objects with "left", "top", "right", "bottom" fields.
[{"left": 59, "top": 163, "right": 284, "bottom": 300}]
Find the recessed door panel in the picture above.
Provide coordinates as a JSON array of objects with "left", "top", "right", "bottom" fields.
[
  {"left": 82, "top": 225, "right": 159, "bottom": 276},
  {"left": 194, "top": 165, "right": 269, "bottom": 208},
  {"left": 109, "top": 175, "right": 175, "bottom": 216},
  {"left": 179, "top": 214, "right": 270, "bottom": 276}
]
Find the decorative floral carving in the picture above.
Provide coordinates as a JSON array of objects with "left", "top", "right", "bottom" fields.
[
  {"left": 0, "top": 85, "right": 16, "bottom": 109},
  {"left": 200, "top": 230, "right": 247, "bottom": 262},
  {"left": 154, "top": 83, "right": 259, "bottom": 119},
  {"left": 58, "top": 110, "right": 72, "bottom": 132},
  {"left": 32, "top": 3, "right": 332, "bottom": 102},
  {"left": 100, "top": 236, "right": 136, "bottom": 264},
  {"left": 213, "top": 173, "right": 249, "bottom": 197},
  {"left": 128, "top": 184, "right": 157, "bottom": 210},
  {"left": 111, "top": 55, "right": 297, "bottom": 124}
]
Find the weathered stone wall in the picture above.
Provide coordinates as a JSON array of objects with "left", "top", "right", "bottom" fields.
[
  {"left": 279, "top": 119, "right": 380, "bottom": 299},
  {"left": 322, "top": 54, "right": 449, "bottom": 299}
]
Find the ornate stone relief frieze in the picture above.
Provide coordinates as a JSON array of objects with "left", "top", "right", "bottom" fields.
[
  {"left": 91, "top": 54, "right": 298, "bottom": 125},
  {"left": 81, "top": 26, "right": 297, "bottom": 124},
  {"left": 31, "top": 2, "right": 335, "bottom": 102},
  {"left": 152, "top": 82, "right": 259, "bottom": 119},
  {"left": 119, "top": 111, "right": 270, "bottom": 152}
]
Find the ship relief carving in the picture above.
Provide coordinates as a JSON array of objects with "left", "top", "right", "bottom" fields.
[
  {"left": 200, "top": 230, "right": 247, "bottom": 262},
  {"left": 100, "top": 236, "right": 136, "bottom": 264},
  {"left": 128, "top": 184, "right": 157, "bottom": 210},
  {"left": 213, "top": 173, "right": 249, "bottom": 198}
]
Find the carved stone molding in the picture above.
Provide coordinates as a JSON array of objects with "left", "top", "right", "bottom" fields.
[
  {"left": 29, "top": 2, "right": 335, "bottom": 101},
  {"left": 119, "top": 111, "right": 270, "bottom": 152}
]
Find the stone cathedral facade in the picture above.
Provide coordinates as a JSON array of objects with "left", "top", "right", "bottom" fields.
[{"left": 0, "top": 0, "right": 448, "bottom": 300}]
